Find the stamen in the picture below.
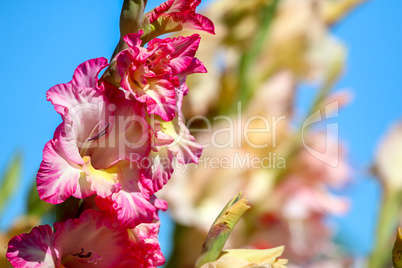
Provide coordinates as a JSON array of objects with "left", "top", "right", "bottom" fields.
[
  {"left": 79, "top": 252, "right": 92, "bottom": 258},
  {"left": 87, "top": 123, "right": 110, "bottom": 141},
  {"left": 79, "top": 121, "right": 109, "bottom": 156},
  {"left": 71, "top": 248, "right": 92, "bottom": 258},
  {"left": 71, "top": 248, "right": 99, "bottom": 261},
  {"left": 87, "top": 251, "right": 102, "bottom": 264},
  {"left": 71, "top": 248, "right": 84, "bottom": 256}
]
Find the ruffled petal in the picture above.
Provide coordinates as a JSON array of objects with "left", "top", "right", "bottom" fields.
[
  {"left": 161, "top": 113, "right": 203, "bottom": 164},
  {"left": 147, "top": 0, "right": 215, "bottom": 35},
  {"left": 129, "top": 222, "right": 165, "bottom": 267},
  {"left": 149, "top": 196, "right": 168, "bottom": 221},
  {"left": 111, "top": 190, "right": 156, "bottom": 228},
  {"left": 147, "top": 0, "right": 200, "bottom": 21},
  {"left": 88, "top": 91, "right": 151, "bottom": 168},
  {"left": 54, "top": 210, "right": 135, "bottom": 268},
  {"left": 47, "top": 81, "right": 110, "bottom": 165},
  {"left": 121, "top": 75, "right": 176, "bottom": 121},
  {"left": 178, "top": 57, "right": 207, "bottom": 82},
  {"left": 165, "top": 34, "right": 202, "bottom": 74},
  {"left": 37, "top": 138, "right": 84, "bottom": 204},
  {"left": 71, "top": 57, "right": 109, "bottom": 88},
  {"left": 46, "top": 78, "right": 105, "bottom": 123},
  {"left": 117, "top": 33, "right": 150, "bottom": 78},
  {"left": 94, "top": 162, "right": 157, "bottom": 228},
  {"left": 111, "top": 164, "right": 156, "bottom": 228},
  {"left": 145, "top": 79, "right": 177, "bottom": 121},
  {"left": 140, "top": 148, "right": 175, "bottom": 194},
  {"left": 151, "top": 13, "right": 215, "bottom": 35},
  {"left": 7, "top": 225, "right": 59, "bottom": 268}
]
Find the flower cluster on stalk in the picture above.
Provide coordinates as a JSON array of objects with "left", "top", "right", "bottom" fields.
[{"left": 6, "top": 0, "right": 214, "bottom": 267}]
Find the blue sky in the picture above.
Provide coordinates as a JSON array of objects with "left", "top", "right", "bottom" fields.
[{"left": 0, "top": 0, "right": 400, "bottom": 261}]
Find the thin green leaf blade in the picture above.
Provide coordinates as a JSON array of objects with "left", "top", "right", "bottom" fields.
[{"left": 0, "top": 153, "right": 22, "bottom": 214}]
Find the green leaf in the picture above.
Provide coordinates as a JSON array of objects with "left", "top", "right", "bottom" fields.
[
  {"left": 27, "top": 179, "right": 53, "bottom": 217},
  {"left": 0, "top": 153, "right": 22, "bottom": 214}
]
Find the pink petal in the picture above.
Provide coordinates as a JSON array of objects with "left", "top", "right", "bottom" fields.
[
  {"left": 94, "top": 162, "right": 157, "bottom": 228},
  {"left": 140, "top": 148, "right": 175, "bottom": 194},
  {"left": 111, "top": 190, "right": 156, "bottom": 228},
  {"left": 147, "top": 0, "right": 201, "bottom": 22},
  {"left": 150, "top": 196, "right": 168, "bottom": 221},
  {"left": 123, "top": 31, "right": 144, "bottom": 49},
  {"left": 165, "top": 90, "right": 203, "bottom": 164},
  {"left": 117, "top": 34, "right": 150, "bottom": 78},
  {"left": 71, "top": 57, "right": 109, "bottom": 88},
  {"left": 88, "top": 92, "right": 151, "bottom": 168},
  {"left": 166, "top": 34, "right": 202, "bottom": 74},
  {"left": 178, "top": 57, "right": 207, "bottom": 81},
  {"left": 7, "top": 225, "right": 59, "bottom": 268},
  {"left": 54, "top": 210, "right": 135, "bottom": 267},
  {"left": 47, "top": 71, "right": 106, "bottom": 122},
  {"left": 152, "top": 197, "right": 168, "bottom": 212},
  {"left": 146, "top": 0, "right": 215, "bottom": 35},
  {"left": 129, "top": 222, "right": 165, "bottom": 267},
  {"left": 168, "top": 123, "right": 203, "bottom": 164},
  {"left": 153, "top": 13, "right": 215, "bottom": 35},
  {"left": 121, "top": 75, "right": 176, "bottom": 121},
  {"left": 37, "top": 138, "right": 84, "bottom": 204},
  {"left": 47, "top": 82, "right": 110, "bottom": 165},
  {"left": 145, "top": 79, "right": 177, "bottom": 121}
]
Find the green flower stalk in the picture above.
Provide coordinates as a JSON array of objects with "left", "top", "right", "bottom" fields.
[{"left": 112, "top": 0, "right": 147, "bottom": 59}]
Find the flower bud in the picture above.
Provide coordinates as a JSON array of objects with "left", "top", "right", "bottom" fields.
[{"left": 196, "top": 193, "right": 250, "bottom": 267}]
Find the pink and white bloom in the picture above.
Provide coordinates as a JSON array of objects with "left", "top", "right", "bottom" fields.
[
  {"left": 271, "top": 178, "right": 349, "bottom": 220},
  {"left": 113, "top": 31, "right": 205, "bottom": 194},
  {"left": 6, "top": 210, "right": 165, "bottom": 268},
  {"left": 145, "top": 0, "right": 215, "bottom": 37},
  {"left": 37, "top": 58, "right": 157, "bottom": 227},
  {"left": 118, "top": 30, "right": 206, "bottom": 122}
]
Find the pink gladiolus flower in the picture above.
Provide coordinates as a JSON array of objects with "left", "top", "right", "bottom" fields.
[
  {"left": 37, "top": 58, "right": 157, "bottom": 227},
  {"left": 6, "top": 210, "right": 165, "bottom": 268},
  {"left": 146, "top": 0, "right": 215, "bottom": 35},
  {"left": 118, "top": 30, "right": 206, "bottom": 122},
  {"left": 114, "top": 31, "right": 204, "bottom": 194}
]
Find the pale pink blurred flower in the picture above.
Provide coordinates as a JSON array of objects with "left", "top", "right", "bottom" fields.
[
  {"left": 270, "top": 178, "right": 349, "bottom": 220},
  {"left": 374, "top": 121, "right": 402, "bottom": 191},
  {"left": 292, "top": 132, "right": 351, "bottom": 188}
]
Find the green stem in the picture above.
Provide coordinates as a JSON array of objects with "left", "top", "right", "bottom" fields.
[
  {"left": 164, "top": 223, "right": 183, "bottom": 268},
  {"left": 271, "top": 77, "right": 334, "bottom": 185},
  {"left": 233, "top": 0, "right": 280, "bottom": 113},
  {"left": 368, "top": 190, "right": 401, "bottom": 268}
]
